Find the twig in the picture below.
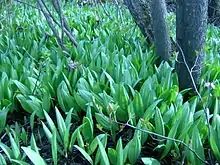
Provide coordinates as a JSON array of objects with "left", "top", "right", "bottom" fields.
[
  {"left": 190, "top": 55, "right": 199, "bottom": 72},
  {"left": 40, "top": 0, "right": 78, "bottom": 47},
  {"left": 36, "top": 0, "right": 67, "bottom": 53},
  {"left": 52, "top": 0, "right": 65, "bottom": 46},
  {"left": 15, "top": 0, "right": 77, "bottom": 47},
  {"left": 174, "top": 40, "right": 211, "bottom": 139},
  {"left": 51, "top": 0, "right": 72, "bottom": 34},
  {"left": 107, "top": 117, "right": 208, "bottom": 164}
]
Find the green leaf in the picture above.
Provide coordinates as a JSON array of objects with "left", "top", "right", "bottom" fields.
[
  {"left": 69, "top": 125, "right": 84, "bottom": 151},
  {"left": 77, "top": 129, "right": 84, "bottom": 149},
  {"left": 143, "top": 99, "right": 162, "bottom": 121},
  {"left": 95, "top": 113, "right": 118, "bottom": 131},
  {"left": 141, "top": 157, "right": 160, "bottom": 165},
  {"left": 74, "top": 145, "right": 93, "bottom": 165},
  {"left": 22, "top": 147, "right": 47, "bottom": 165},
  {"left": 133, "top": 92, "right": 144, "bottom": 118},
  {"left": 30, "top": 111, "right": 36, "bottom": 131},
  {"left": 65, "top": 108, "right": 73, "bottom": 128},
  {"left": 82, "top": 117, "right": 93, "bottom": 142},
  {"left": 155, "top": 107, "right": 165, "bottom": 139},
  {"left": 210, "top": 118, "right": 220, "bottom": 161},
  {"left": 11, "top": 159, "right": 30, "bottom": 165},
  {"left": 55, "top": 107, "right": 66, "bottom": 139},
  {"left": 74, "top": 90, "right": 87, "bottom": 109},
  {"left": 161, "top": 120, "right": 179, "bottom": 159},
  {"left": 9, "top": 133, "right": 21, "bottom": 160},
  {"left": 64, "top": 125, "right": 71, "bottom": 152},
  {"left": 0, "top": 154, "right": 6, "bottom": 165},
  {"left": 128, "top": 136, "right": 141, "bottom": 164},
  {"left": 0, "top": 142, "right": 13, "bottom": 160},
  {"left": 41, "top": 122, "right": 52, "bottom": 142},
  {"left": 30, "top": 134, "right": 39, "bottom": 154},
  {"left": 0, "top": 107, "right": 8, "bottom": 134},
  {"left": 97, "top": 138, "right": 110, "bottom": 165},
  {"left": 52, "top": 130, "right": 58, "bottom": 165},
  {"left": 108, "top": 148, "right": 117, "bottom": 165},
  {"left": 116, "top": 138, "right": 123, "bottom": 165},
  {"left": 190, "top": 127, "right": 205, "bottom": 165},
  {"left": 13, "top": 80, "right": 30, "bottom": 95},
  {"left": 88, "top": 134, "right": 106, "bottom": 155},
  {"left": 16, "top": 94, "right": 32, "bottom": 113}
]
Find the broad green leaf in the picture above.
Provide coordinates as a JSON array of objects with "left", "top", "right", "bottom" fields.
[
  {"left": 95, "top": 113, "right": 118, "bottom": 131},
  {"left": 0, "top": 107, "right": 8, "bottom": 134},
  {"left": 16, "top": 94, "right": 32, "bottom": 113},
  {"left": 189, "top": 127, "right": 205, "bottom": 165},
  {"left": 97, "top": 138, "right": 110, "bottom": 165},
  {"left": 116, "top": 138, "right": 123, "bottom": 165},
  {"left": 133, "top": 92, "right": 144, "bottom": 118},
  {"left": 0, "top": 142, "right": 13, "bottom": 160},
  {"left": 74, "top": 145, "right": 93, "bottom": 165},
  {"left": 0, "top": 154, "right": 6, "bottom": 165},
  {"left": 52, "top": 130, "right": 58, "bottom": 165},
  {"left": 55, "top": 107, "right": 66, "bottom": 139},
  {"left": 30, "top": 134, "right": 39, "bottom": 154},
  {"left": 41, "top": 122, "right": 52, "bottom": 142},
  {"left": 65, "top": 108, "right": 73, "bottom": 128},
  {"left": 22, "top": 147, "right": 47, "bottom": 165},
  {"left": 155, "top": 107, "right": 165, "bottom": 139},
  {"left": 141, "top": 157, "right": 160, "bottom": 165},
  {"left": 82, "top": 117, "right": 93, "bottom": 142},
  {"left": 77, "top": 129, "right": 84, "bottom": 149},
  {"left": 11, "top": 159, "right": 30, "bottom": 165},
  {"left": 9, "top": 133, "right": 21, "bottom": 160},
  {"left": 30, "top": 111, "right": 36, "bottom": 131},
  {"left": 161, "top": 120, "right": 179, "bottom": 159},
  {"left": 108, "top": 148, "right": 117, "bottom": 165},
  {"left": 128, "top": 137, "right": 141, "bottom": 164},
  {"left": 143, "top": 99, "right": 162, "bottom": 121},
  {"left": 13, "top": 80, "right": 30, "bottom": 95},
  {"left": 88, "top": 134, "right": 106, "bottom": 155}
]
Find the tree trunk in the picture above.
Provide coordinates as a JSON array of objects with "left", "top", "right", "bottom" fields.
[
  {"left": 125, "top": 0, "right": 171, "bottom": 61},
  {"left": 124, "top": 0, "right": 153, "bottom": 45},
  {"left": 176, "top": 0, "right": 208, "bottom": 90},
  {"left": 151, "top": 0, "right": 171, "bottom": 61}
]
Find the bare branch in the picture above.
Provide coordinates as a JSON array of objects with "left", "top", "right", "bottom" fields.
[
  {"left": 15, "top": 0, "right": 77, "bottom": 47},
  {"left": 36, "top": 0, "right": 67, "bottom": 54},
  {"left": 41, "top": 0, "right": 78, "bottom": 47},
  {"left": 106, "top": 117, "right": 208, "bottom": 164},
  {"left": 174, "top": 38, "right": 211, "bottom": 138}
]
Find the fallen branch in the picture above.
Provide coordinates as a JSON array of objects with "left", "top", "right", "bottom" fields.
[{"left": 107, "top": 117, "right": 209, "bottom": 164}]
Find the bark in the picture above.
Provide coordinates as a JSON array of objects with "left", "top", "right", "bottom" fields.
[
  {"left": 176, "top": 0, "right": 208, "bottom": 90},
  {"left": 124, "top": 0, "right": 153, "bottom": 45},
  {"left": 125, "top": 0, "right": 171, "bottom": 61},
  {"left": 151, "top": 0, "right": 171, "bottom": 61}
]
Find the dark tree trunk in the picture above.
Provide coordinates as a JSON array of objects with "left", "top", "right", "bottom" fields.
[
  {"left": 124, "top": 0, "right": 153, "bottom": 45},
  {"left": 176, "top": 0, "right": 208, "bottom": 90},
  {"left": 125, "top": 0, "right": 171, "bottom": 61},
  {"left": 151, "top": 0, "right": 171, "bottom": 61}
]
